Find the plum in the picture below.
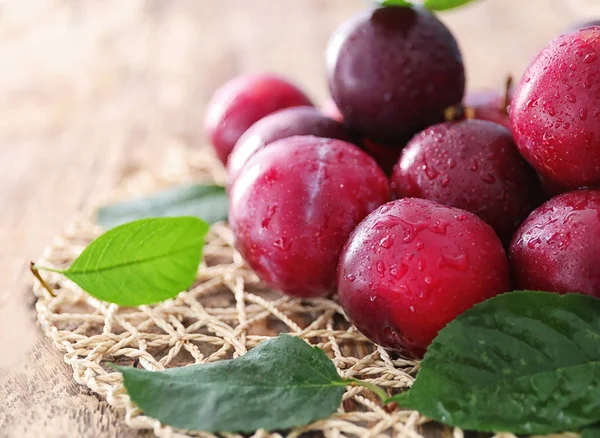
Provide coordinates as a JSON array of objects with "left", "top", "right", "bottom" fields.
[
  {"left": 338, "top": 198, "right": 510, "bottom": 356},
  {"left": 327, "top": 6, "right": 465, "bottom": 143},
  {"left": 227, "top": 106, "right": 351, "bottom": 187},
  {"left": 204, "top": 74, "right": 312, "bottom": 165},
  {"left": 229, "top": 135, "right": 390, "bottom": 298},
  {"left": 510, "top": 27, "right": 600, "bottom": 188},
  {"left": 391, "top": 120, "right": 541, "bottom": 243},
  {"left": 510, "top": 189, "right": 600, "bottom": 298}
]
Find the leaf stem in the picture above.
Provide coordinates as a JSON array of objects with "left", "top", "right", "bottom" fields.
[
  {"left": 30, "top": 261, "right": 56, "bottom": 297},
  {"left": 346, "top": 378, "right": 389, "bottom": 403},
  {"left": 33, "top": 264, "right": 64, "bottom": 273}
]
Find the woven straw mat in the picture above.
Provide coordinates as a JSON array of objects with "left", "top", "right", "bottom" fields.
[{"left": 32, "top": 145, "right": 572, "bottom": 438}]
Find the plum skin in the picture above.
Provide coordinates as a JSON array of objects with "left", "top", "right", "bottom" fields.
[
  {"left": 229, "top": 135, "right": 390, "bottom": 298},
  {"left": 338, "top": 198, "right": 510, "bottom": 356},
  {"left": 510, "top": 189, "right": 600, "bottom": 298},
  {"left": 391, "top": 120, "right": 541, "bottom": 244},
  {"left": 227, "top": 106, "right": 351, "bottom": 188},
  {"left": 510, "top": 27, "right": 600, "bottom": 188},
  {"left": 327, "top": 6, "right": 465, "bottom": 143},
  {"left": 204, "top": 74, "right": 312, "bottom": 165}
]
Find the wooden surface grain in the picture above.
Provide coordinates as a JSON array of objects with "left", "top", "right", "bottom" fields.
[{"left": 0, "top": 1, "right": 595, "bottom": 436}]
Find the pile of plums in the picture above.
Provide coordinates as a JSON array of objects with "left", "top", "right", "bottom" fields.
[{"left": 205, "top": 5, "right": 600, "bottom": 357}]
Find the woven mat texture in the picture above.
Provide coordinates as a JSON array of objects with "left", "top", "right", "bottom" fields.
[{"left": 31, "top": 146, "right": 573, "bottom": 438}]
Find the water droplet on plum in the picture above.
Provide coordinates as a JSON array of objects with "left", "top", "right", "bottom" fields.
[
  {"left": 379, "top": 236, "right": 394, "bottom": 248},
  {"left": 273, "top": 237, "right": 292, "bottom": 251},
  {"left": 584, "top": 52, "right": 597, "bottom": 63},
  {"left": 480, "top": 172, "right": 497, "bottom": 184},
  {"left": 438, "top": 252, "right": 470, "bottom": 271}
]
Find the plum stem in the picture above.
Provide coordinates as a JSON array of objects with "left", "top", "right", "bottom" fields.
[
  {"left": 347, "top": 378, "right": 389, "bottom": 402},
  {"left": 502, "top": 75, "right": 513, "bottom": 115},
  {"left": 30, "top": 261, "right": 56, "bottom": 297},
  {"left": 444, "top": 104, "right": 466, "bottom": 122},
  {"left": 464, "top": 106, "right": 476, "bottom": 120}
]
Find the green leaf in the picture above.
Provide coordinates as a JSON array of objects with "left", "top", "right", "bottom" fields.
[
  {"left": 582, "top": 424, "right": 600, "bottom": 438},
  {"left": 422, "top": 0, "right": 476, "bottom": 11},
  {"left": 390, "top": 291, "right": 600, "bottom": 435},
  {"left": 375, "top": 0, "right": 476, "bottom": 9},
  {"left": 113, "top": 334, "right": 348, "bottom": 433},
  {"left": 45, "top": 217, "right": 208, "bottom": 306},
  {"left": 97, "top": 184, "right": 228, "bottom": 229},
  {"left": 376, "top": 0, "right": 413, "bottom": 6}
]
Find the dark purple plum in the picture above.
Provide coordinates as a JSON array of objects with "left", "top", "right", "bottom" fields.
[
  {"left": 327, "top": 6, "right": 465, "bottom": 143},
  {"left": 391, "top": 120, "right": 541, "bottom": 243}
]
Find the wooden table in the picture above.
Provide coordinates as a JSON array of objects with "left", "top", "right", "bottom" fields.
[{"left": 0, "top": 1, "right": 594, "bottom": 436}]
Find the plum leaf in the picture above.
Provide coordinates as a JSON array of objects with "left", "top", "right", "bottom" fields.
[
  {"left": 377, "top": 0, "right": 413, "bottom": 6},
  {"left": 113, "top": 334, "right": 348, "bottom": 433},
  {"left": 97, "top": 184, "right": 228, "bottom": 229},
  {"left": 388, "top": 291, "right": 600, "bottom": 434},
  {"left": 582, "top": 424, "right": 600, "bottom": 438},
  {"left": 423, "top": 0, "right": 476, "bottom": 11},
  {"left": 37, "top": 217, "right": 208, "bottom": 306},
  {"left": 376, "top": 0, "right": 476, "bottom": 10}
]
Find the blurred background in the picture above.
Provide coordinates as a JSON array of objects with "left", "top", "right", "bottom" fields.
[{"left": 1, "top": 0, "right": 600, "bottom": 434}]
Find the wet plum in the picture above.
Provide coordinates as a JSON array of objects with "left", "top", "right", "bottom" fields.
[
  {"left": 391, "top": 120, "right": 541, "bottom": 243},
  {"left": 338, "top": 198, "right": 510, "bottom": 356},
  {"left": 327, "top": 6, "right": 465, "bottom": 143},
  {"left": 229, "top": 135, "right": 390, "bottom": 298},
  {"left": 510, "top": 189, "right": 600, "bottom": 298},
  {"left": 227, "top": 106, "right": 351, "bottom": 187},
  {"left": 510, "top": 27, "right": 600, "bottom": 188},
  {"left": 204, "top": 74, "right": 312, "bottom": 164}
]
